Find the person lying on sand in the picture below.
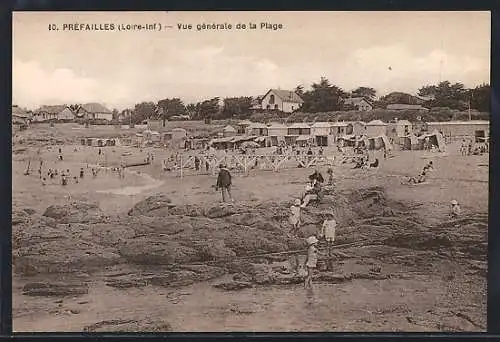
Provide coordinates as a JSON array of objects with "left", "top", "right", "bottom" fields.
[{"left": 404, "top": 171, "right": 427, "bottom": 185}]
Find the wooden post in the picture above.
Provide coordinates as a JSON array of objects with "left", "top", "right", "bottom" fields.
[{"left": 180, "top": 153, "right": 184, "bottom": 179}]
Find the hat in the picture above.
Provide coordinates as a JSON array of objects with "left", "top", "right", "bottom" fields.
[
  {"left": 306, "top": 236, "right": 319, "bottom": 245},
  {"left": 294, "top": 199, "right": 302, "bottom": 206},
  {"left": 324, "top": 211, "right": 335, "bottom": 217},
  {"left": 451, "top": 200, "right": 458, "bottom": 205}
]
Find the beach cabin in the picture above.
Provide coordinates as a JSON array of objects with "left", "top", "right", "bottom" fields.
[
  {"left": 267, "top": 122, "right": 288, "bottom": 146},
  {"left": 222, "top": 125, "right": 237, "bottom": 137},
  {"left": 311, "top": 122, "right": 332, "bottom": 147},
  {"left": 248, "top": 122, "right": 268, "bottom": 136},
  {"left": 237, "top": 120, "right": 253, "bottom": 134},
  {"left": 365, "top": 120, "right": 388, "bottom": 137},
  {"left": 346, "top": 121, "right": 366, "bottom": 136}
]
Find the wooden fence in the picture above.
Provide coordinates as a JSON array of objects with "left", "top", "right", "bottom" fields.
[{"left": 177, "top": 153, "right": 334, "bottom": 178}]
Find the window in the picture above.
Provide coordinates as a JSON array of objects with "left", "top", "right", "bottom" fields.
[
  {"left": 269, "top": 94, "right": 275, "bottom": 104},
  {"left": 291, "top": 106, "right": 294, "bottom": 110},
  {"left": 274, "top": 104, "right": 278, "bottom": 110}
]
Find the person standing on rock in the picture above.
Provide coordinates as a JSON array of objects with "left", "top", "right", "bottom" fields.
[
  {"left": 289, "top": 199, "right": 302, "bottom": 235},
  {"left": 304, "top": 236, "right": 319, "bottom": 289},
  {"left": 319, "top": 212, "right": 337, "bottom": 271},
  {"left": 216, "top": 164, "right": 233, "bottom": 202}
]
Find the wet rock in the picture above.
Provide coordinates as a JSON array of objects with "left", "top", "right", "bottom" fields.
[
  {"left": 13, "top": 240, "right": 123, "bottom": 275},
  {"left": 43, "top": 201, "right": 105, "bottom": 224},
  {"left": 203, "top": 204, "right": 239, "bottom": 218},
  {"left": 88, "top": 224, "right": 136, "bottom": 247},
  {"left": 315, "top": 272, "right": 352, "bottom": 283},
  {"left": 127, "top": 194, "right": 174, "bottom": 216},
  {"left": 22, "top": 281, "right": 89, "bottom": 297},
  {"left": 83, "top": 319, "right": 171, "bottom": 332},
  {"left": 118, "top": 238, "right": 200, "bottom": 265},
  {"left": 213, "top": 281, "right": 253, "bottom": 291},
  {"left": 194, "top": 240, "right": 236, "bottom": 261}
]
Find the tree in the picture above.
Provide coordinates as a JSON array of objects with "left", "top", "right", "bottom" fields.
[
  {"left": 221, "top": 97, "right": 252, "bottom": 119},
  {"left": 132, "top": 101, "right": 156, "bottom": 124},
  {"left": 157, "top": 98, "right": 187, "bottom": 119},
  {"left": 417, "top": 81, "right": 468, "bottom": 110},
  {"left": 294, "top": 85, "right": 305, "bottom": 97},
  {"left": 351, "top": 87, "right": 377, "bottom": 102},
  {"left": 198, "top": 97, "right": 220, "bottom": 121},
  {"left": 301, "top": 77, "right": 347, "bottom": 113},
  {"left": 111, "top": 109, "right": 119, "bottom": 121},
  {"left": 469, "top": 84, "right": 490, "bottom": 113}
]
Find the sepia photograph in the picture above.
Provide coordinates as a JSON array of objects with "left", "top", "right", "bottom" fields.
[{"left": 12, "top": 11, "right": 490, "bottom": 332}]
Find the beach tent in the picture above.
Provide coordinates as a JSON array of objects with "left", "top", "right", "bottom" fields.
[
  {"left": 418, "top": 131, "right": 446, "bottom": 152},
  {"left": 400, "top": 134, "right": 419, "bottom": 150},
  {"left": 367, "top": 135, "right": 393, "bottom": 151}
]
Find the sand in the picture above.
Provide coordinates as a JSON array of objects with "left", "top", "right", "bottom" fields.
[{"left": 11, "top": 124, "right": 488, "bottom": 332}]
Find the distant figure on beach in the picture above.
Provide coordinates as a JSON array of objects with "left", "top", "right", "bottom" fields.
[
  {"left": 194, "top": 156, "right": 200, "bottom": 171},
  {"left": 216, "top": 164, "right": 233, "bottom": 202},
  {"left": 450, "top": 200, "right": 461, "bottom": 218},
  {"left": 80, "top": 168, "right": 84, "bottom": 179}
]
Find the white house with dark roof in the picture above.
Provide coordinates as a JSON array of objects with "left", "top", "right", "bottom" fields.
[
  {"left": 260, "top": 89, "right": 304, "bottom": 113},
  {"left": 343, "top": 97, "right": 373, "bottom": 111},
  {"left": 33, "top": 105, "right": 74, "bottom": 122},
  {"left": 76, "top": 103, "right": 113, "bottom": 122}
]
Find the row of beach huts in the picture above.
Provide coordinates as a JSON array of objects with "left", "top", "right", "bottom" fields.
[{"left": 208, "top": 119, "right": 489, "bottom": 150}]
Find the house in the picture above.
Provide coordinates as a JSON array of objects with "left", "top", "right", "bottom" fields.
[
  {"left": 346, "top": 121, "right": 366, "bottom": 136},
  {"left": 267, "top": 122, "right": 288, "bottom": 146},
  {"left": 248, "top": 122, "right": 268, "bottom": 136},
  {"left": 365, "top": 120, "right": 388, "bottom": 137},
  {"left": 311, "top": 122, "right": 332, "bottom": 146},
  {"left": 76, "top": 103, "right": 113, "bottom": 122},
  {"left": 425, "top": 120, "right": 490, "bottom": 142},
  {"left": 387, "top": 119, "right": 412, "bottom": 140},
  {"left": 260, "top": 89, "right": 304, "bottom": 113},
  {"left": 33, "top": 105, "right": 72, "bottom": 122},
  {"left": 343, "top": 97, "right": 373, "bottom": 111},
  {"left": 387, "top": 104, "right": 429, "bottom": 111},
  {"left": 12, "top": 105, "right": 31, "bottom": 130},
  {"left": 222, "top": 125, "right": 237, "bottom": 137}
]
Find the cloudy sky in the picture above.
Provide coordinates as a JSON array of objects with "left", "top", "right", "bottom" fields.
[{"left": 13, "top": 11, "right": 490, "bottom": 110}]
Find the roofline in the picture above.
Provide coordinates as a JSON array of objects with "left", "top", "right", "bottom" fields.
[{"left": 263, "top": 89, "right": 304, "bottom": 103}]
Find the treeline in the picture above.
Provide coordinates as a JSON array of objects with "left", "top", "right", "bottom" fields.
[{"left": 119, "top": 78, "right": 490, "bottom": 124}]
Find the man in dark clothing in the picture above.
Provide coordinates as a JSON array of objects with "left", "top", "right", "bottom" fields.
[
  {"left": 194, "top": 156, "right": 200, "bottom": 171},
  {"left": 216, "top": 164, "right": 232, "bottom": 202},
  {"left": 309, "top": 169, "right": 324, "bottom": 184}
]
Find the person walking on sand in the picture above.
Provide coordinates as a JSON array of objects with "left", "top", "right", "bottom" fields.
[
  {"left": 216, "top": 164, "right": 233, "bottom": 202},
  {"left": 304, "top": 236, "right": 319, "bottom": 289},
  {"left": 450, "top": 200, "right": 461, "bottom": 218}
]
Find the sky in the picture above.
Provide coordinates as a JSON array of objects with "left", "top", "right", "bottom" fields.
[{"left": 13, "top": 11, "right": 491, "bottom": 110}]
